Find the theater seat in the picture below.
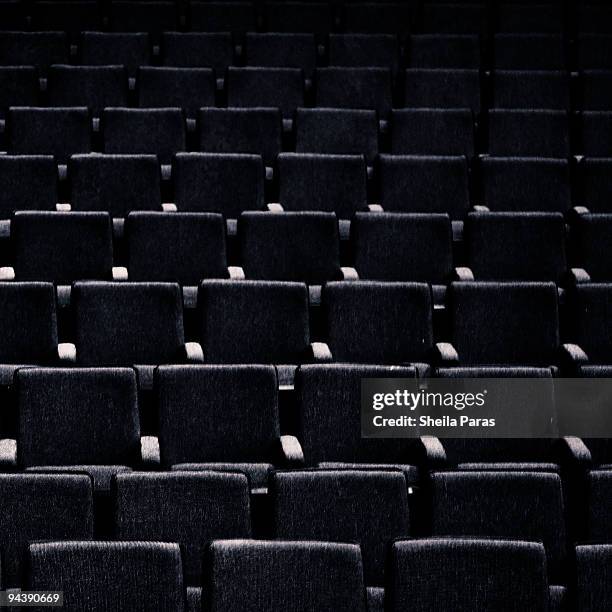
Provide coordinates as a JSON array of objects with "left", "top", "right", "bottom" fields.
[
  {"left": 15, "top": 367, "right": 144, "bottom": 492},
  {"left": 328, "top": 34, "right": 400, "bottom": 76},
  {"left": 408, "top": 34, "right": 481, "bottom": 69},
  {"left": 387, "top": 539, "right": 551, "bottom": 612},
  {"left": 0, "top": 67, "right": 38, "bottom": 118},
  {"left": 492, "top": 70, "right": 570, "bottom": 110},
  {"left": 493, "top": 34, "right": 566, "bottom": 70},
  {"left": 421, "top": 3, "right": 488, "bottom": 35},
  {"left": 580, "top": 70, "right": 612, "bottom": 111},
  {"left": 28, "top": 541, "right": 186, "bottom": 611},
  {"left": 587, "top": 470, "right": 612, "bottom": 541},
  {"left": 264, "top": 1, "right": 332, "bottom": 36},
  {"left": 295, "top": 363, "right": 421, "bottom": 483},
  {"left": 576, "top": 34, "right": 612, "bottom": 70},
  {"left": 80, "top": 32, "right": 150, "bottom": 79},
  {"left": 110, "top": 0, "right": 178, "bottom": 41},
  {"left": 580, "top": 111, "right": 612, "bottom": 157},
  {"left": 190, "top": 1, "right": 256, "bottom": 40},
  {"left": 205, "top": 540, "right": 367, "bottom": 612},
  {"left": 162, "top": 32, "right": 234, "bottom": 75},
  {"left": 0, "top": 31, "right": 68, "bottom": 76},
  {"left": 497, "top": 3, "right": 563, "bottom": 34},
  {"left": 0, "top": 473, "right": 93, "bottom": 588},
  {"left": 572, "top": 214, "right": 612, "bottom": 282},
  {"left": 322, "top": 281, "right": 434, "bottom": 372},
  {"left": 156, "top": 364, "right": 301, "bottom": 488},
  {"left": 580, "top": 158, "right": 612, "bottom": 213},
  {"left": 575, "top": 545, "right": 612, "bottom": 612}
]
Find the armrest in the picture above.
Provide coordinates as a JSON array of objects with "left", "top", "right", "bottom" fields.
[
  {"left": 569, "top": 268, "right": 591, "bottom": 284},
  {"left": 435, "top": 342, "right": 459, "bottom": 365},
  {"left": 561, "top": 343, "right": 589, "bottom": 366},
  {"left": 310, "top": 342, "right": 332, "bottom": 363},
  {"left": 55, "top": 203, "right": 71, "bottom": 211},
  {"left": 267, "top": 203, "right": 284, "bottom": 212},
  {"left": 0, "top": 267, "right": 15, "bottom": 281},
  {"left": 419, "top": 436, "right": 447, "bottom": 469},
  {"left": 140, "top": 436, "right": 161, "bottom": 468},
  {"left": 341, "top": 267, "right": 359, "bottom": 280},
  {"left": 57, "top": 343, "right": 76, "bottom": 363},
  {"left": 472, "top": 205, "right": 490, "bottom": 212},
  {"left": 112, "top": 266, "right": 128, "bottom": 281},
  {"left": 454, "top": 266, "right": 474, "bottom": 281},
  {"left": 572, "top": 205, "right": 590, "bottom": 216},
  {"left": 162, "top": 203, "right": 177, "bottom": 212},
  {"left": 279, "top": 435, "right": 304, "bottom": 467},
  {"left": 367, "top": 204, "right": 384, "bottom": 212},
  {"left": 228, "top": 266, "right": 245, "bottom": 280},
  {"left": 0, "top": 439, "right": 16, "bottom": 469},
  {"left": 555, "top": 436, "right": 592, "bottom": 469},
  {"left": 184, "top": 342, "right": 204, "bottom": 363}
]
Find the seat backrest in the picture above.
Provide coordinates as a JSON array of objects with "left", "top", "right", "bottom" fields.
[
  {"left": 581, "top": 111, "right": 612, "bottom": 157},
  {"left": 265, "top": 1, "right": 332, "bottom": 35},
  {"left": 73, "top": 281, "right": 185, "bottom": 366},
  {"left": 115, "top": 471, "right": 251, "bottom": 584},
  {"left": 80, "top": 32, "right": 150, "bottom": 78},
  {"left": 12, "top": 211, "right": 113, "bottom": 284},
  {"left": 449, "top": 281, "right": 560, "bottom": 366},
  {"left": 0, "top": 473, "right": 93, "bottom": 587},
  {"left": 295, "top": 363, "right": 417, "bottom": 465},
  {"left": 190, "top": 1, "right": 256, "bottom": 36},
  {"left": 198, "top": 280, "right": 310, "bottom": 364},
  {"left": 245, "top": 33, "right": 317, "bottom": 79},
  {"left": 581, "top": 157, "right": 612, "bottom": 213},
  {"left": 28, "top": 541, "right": 185, "bottom": 611},
  {"left": 162, "top": 32, "right": 233, "bottom": 74},
  {"left": 465, "top": 212, "right": 567, "bottom": 282},
  {"left": 272, "top": 469, "right": 410, "bottom": 586},
  {"left": 70, "top": 154, "right": 161, "bottom": 216},
  {"left": 31, "top": 1, "right": 101, "bottom": 35},
  {"left": 481, "top": 157, "right": 570, "bottom": 213},
  {"left": 238, "top": 211, "right": 340, "bottom": 284},
  {"left": 205, "top": 540, "right": 367, "bottom": 612},
  {"left": 497, "top": 2, "right": 562, "bottom": 33},
  {"left": 493, "top": 70, "right": 569, "bottom": 110},
  {"left": 156, "top": 364, "right": 280, "bottom": 467},
  {"left": 0, "top": 156, "right": 57, "bottom": 220},
  {"left": 421, "top": 3, "right": 488, "bottom": 35},
  {"left": 387, "top": 538, "right": 549, "bottom": 612},
  {"left": 199, "top": 107, "right": 282, "bottom": 167},
  {"left": 352, "top": 212, "right": 453, "bottom": 282},
  {"left": 323, "top": 281, "right": 434, "bottom": 364},
  {"left": 103, "top": 108, "right": 185, "bottom": 164},
  {"left": 0, "top": 32, "right": 68, "bottom": 75},
  {"left": 587, "top": 470, "right": 612, "bottom": 542},
  {"left": 431, "top": 470, "right": 567, "bottom": 580},
  {"left": 16, "top": 367, "right": 140, "bottom": 468},
  {"left": 577, "top": 34, "right": 612, "bottom": 70},
  {"left": 278, "top": 153, "right": 367, "bottom": 219},
  {"left": 295, "top": 108, "right": 379, "bottom": 164},
  {"left": 110, "top": 0, "right": 178, "bottom": 36},
  {"left": 173, "top": 152, "right": 264, "bottom": 217},
  {"left": 0, "top": 282, "right": 58, "bottom": 363},
  {"left": 390, "top": 109, "right": 474, "bottom": 156},
  {"left": 575, "top": 545, "right": 612, "bottom": 612},
  {"left": 379, "top": 154, "right": 470, "bottom": 219},
  {"left": 127, "top": 211, "right": 227, "bottom": 284},
  {"left": 574, "top": 214, "right": 612, "bottom": 281},
  {"left": 580, "top": 70, "right": 612, "bottom": 111},
  {"left": 494, "top": 34, "right": 565, "bottom": 70},
  {"left": 0, "top": 66, "right": 39, "bottom": 117},
  {"left": 328, "top": 34, "right": 399, "bottom": 75},
  {"left": 408, "top": 34, "right": 480, "bottom": 69},
  {"left": 344, "top": 2, "right": 412, "bottom": 35}
]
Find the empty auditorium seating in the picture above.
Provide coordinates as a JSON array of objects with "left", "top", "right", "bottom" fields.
[
  {"left": 156, "top": 364, "right": 299, "bottom": 485},
  {"left": 580, "top": 70, "right": 612, "bottom": 111},
  {"left": 322, "top": 281, "right": 433, "bottom": 369},
  {"left": 295, "top": 109, "right": 379, "bottom": 163},
  {"left": 126, "top": 212, "right": 229, "bottom": 288},
  {"left": 587, "top": 470, "right": 612, "bottom": 542},
  {"left": 404, "top": 68, "right": 481, "bottom": 113},
  {"left": 492, "top": 70, "right": 570, "bottom": 110},
  {"left": 0, "top": 67, "right": 38, "bottom": 117},
  {"left": 315, "top": 67, "right": 393, "bottom": 119},
  {"left": 8, "top": 107, "right": 91, "bottom": 164},
  {"left": 245, "top": 33, "right": 317, "bottom": 80},
  {"left": 343, "top": 2, "right": 411, "bottom": 35},
  {"left": 28, "top": 541, "right": 186, "bottom": 611},
  {"left": 0, "top": 31, "right": 68, "bottom": 75},
  {"left": 580, "top": 111, "right": 612, "bottom": 156},
  {"left": 264, "top": 1, "right": 332, "bottom": 36},
  {"left": 138, "top": 67, "right": 215, "bottom": 119},
  {"left": 69, "top": 154, "right": 162, "bottom": 217},
  {"left": 572, "top": 214, "right": 612, "bottom": 281},
  {"left": 15, "top": 367, "right": 142, "bottom": 490},
  {"left": 272, "top": 469, "right": 410, "bottom": 595},
  {"left": 378, "top": 155, "right": 471, "bottom": 219},
  {"left": 238, "top": 211, "right": 343, "bottom": 286},
  {"left": 199, "top": 107, "right": 282, "bottom": 167},
  {"left": 295, "top": 363, "right": 420, "bottom": 481},
  {"left": 46, "top": 65, "right": 128, "bottom": 119},
  {"left": 205, "top": 540, "right": 367, "bottom": 612},
  {"left": 72, "top": 282, "right": 201, "bottom": 387},
  {"left": 390, "top": 109, "right": 475, "bottom": 156},
  {"left": 197, "top": 280, "right": 318, "bottom": 384},
  {"left": 9, "top": 211, "right": 114, "bottom": 286},
  {"left": 408, "top": 34, "right": 481, "bottom": 69},
  {"left": 387, "top": 539, "right": 551, "bottom": 612},
  {"left": 328, "top": 34, "right": 400, "bottom": 75},
  {"left": 277, "top": 153, "right": 367, "bottom": 221},
  {"left": 173, "top": 152, "right": 265, "bottom": 219},
  {"left": 487, "top": 110, "right": 570, "bottom": 157},
  {"left": 481, "top": 157, "right": 571, "bottom": 213},
  {"left": 575, "top": 545, "right": 612, "bottom": 612},
  {"left": 103, "top": 108, "right": 185, "bottom": 165},
  {"left": 80, "top": 32, "right": 150, "bottom": 78},
  {"left": 493, "top": 34, "right": 566, "bottom": 70},
  {"left": 430, "top": 471, "right": 568, "bottom": 584},
  {"left": 162, "top": 32, "right": 234, "bottom": 75},
  {"left": 115, "top": 471, "right": 251, "bottom": 591},
  {"left": 0, "top": 473, "right": 93, "bottom": 587},
  {"left": 0, "top": 156, "right": 57, "bottom": 220},
  {"left": 0, "top": 282, "right": 68, "bottom": 386},
  {"left": 464, "top": 212, "right": 567, "bottom": 282},
  {"left": 444, "top": 282, "right": 561, "bottom": 370},
  {"left": 580, "top": 158, "right": 612, "bottom": 213},
  {"left": 226, "top": 67, "right": 305, "bottom": 121}
]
